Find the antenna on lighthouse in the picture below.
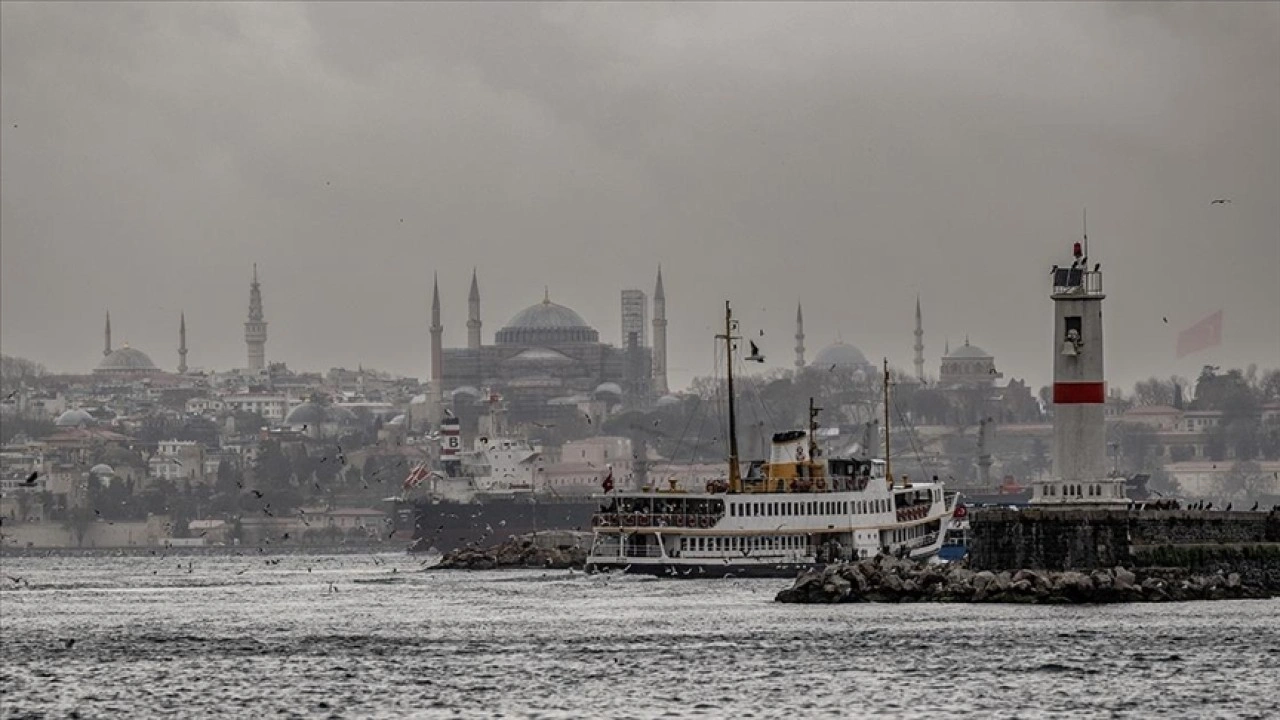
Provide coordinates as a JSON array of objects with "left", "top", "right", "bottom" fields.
[{"left": 1082, "top": 208, "right": 1088, "bottom": 261}]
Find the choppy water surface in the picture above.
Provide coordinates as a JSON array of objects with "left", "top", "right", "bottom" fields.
[{"left": 1, "top": 553, "right": 1277, "bottom": 719}]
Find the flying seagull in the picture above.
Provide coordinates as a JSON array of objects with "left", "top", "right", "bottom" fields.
[
  {"left": 1210, "top": 199, "right": 1231, "bottom": 204},
  {"left": 746, "top": 341, "right": 765, "bottom": 363}
]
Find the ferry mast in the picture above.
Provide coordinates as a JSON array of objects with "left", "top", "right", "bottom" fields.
[
  {"left": 718, "top": 301, "right": 742, "bottom": 493},
  {"left": 883, "top": 358, "right": 893, "bottom": 487}
]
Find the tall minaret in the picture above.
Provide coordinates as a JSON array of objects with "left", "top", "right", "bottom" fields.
[
  {"left": 104, "top": 310, "right": 112, "bottom": 357},
  {"left": 913, "top": 295, "right": 925, "bottom": 381},
  {"left": 178, "top": 312, "right": 188, "bottom": 374},
  {"left": 244, "top": 264, "right": 267, "bottom": 371},
  {"left": 430, "top": 273, "right": 445, "bottom": 424},
  {"left": 794, "top": 302, "right": 806, "bottom": 369},
  {"left": 652, "top": 266, "right": 668, "bottom": 395},
  {"left": 467, "top": 268, "right": 482, "bottom": 350}
]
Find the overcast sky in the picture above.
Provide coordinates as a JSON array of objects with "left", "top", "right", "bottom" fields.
[{"left": 2, "top": 2, "right": 1277, "bottom": 392}]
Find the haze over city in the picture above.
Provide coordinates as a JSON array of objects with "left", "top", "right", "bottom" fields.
[{"left": 2, "top": 2, "right": 1277, "bottom": 391}]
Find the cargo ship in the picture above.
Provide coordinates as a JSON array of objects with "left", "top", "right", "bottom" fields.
[{"left": 394, "top": 405, "right": 596, "bottom": 553}]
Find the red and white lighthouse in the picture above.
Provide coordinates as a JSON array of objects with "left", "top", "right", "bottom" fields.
[{"left": 1032, "top": 242, "right": 1128, "bottom": 506}]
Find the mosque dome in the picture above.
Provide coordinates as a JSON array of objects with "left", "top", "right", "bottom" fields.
[
  {"left": 496, "top": 292, "right": 599, "bottom": 345},
  {"left": 946, "top": 341, "right": 991, "bottom": 359},
  {"left": 284, "top": 400, "right": 357, "bottom": 427},
  {"left": 388, "top": 414, "right": 406, "bottom": 426},
  {"left": 811, "top": 341, "right": 871, "bottom": 369},
  {"left": 55, "top": 409, "right": 96, "bottom": 427},
  {"left": 95, "top": 345, "right": 158, "bottom": 374},
  {"left": 655, "top": 394, "right": 682, "bottom": 407},
  {"left": 505, "top": 347, "right": 575, "bottom": 365},
  {"left": 594, "top": 382, "right": 623, "bottom": 397},
  {"left": 88, "top": 464, "right": 115, "bottom": 476},
  {"left": 450, "top": 386, "right": 483, "bottom": 401}
]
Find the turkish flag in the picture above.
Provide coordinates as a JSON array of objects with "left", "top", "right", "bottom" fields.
[{"left": 1176, "top": 310, "right": 1223, "bottom": 359}]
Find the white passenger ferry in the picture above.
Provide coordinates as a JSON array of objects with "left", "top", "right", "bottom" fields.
[{"left": 586, "top": 302, "right": 958, "bottom": 578}]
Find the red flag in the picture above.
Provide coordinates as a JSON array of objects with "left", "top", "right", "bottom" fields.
[
  {"left": 403, "top": 462, "right": 429, "bottom": 490},
  {"left": 1176, "top": 310, "right": 1223, "bottom": 359}
]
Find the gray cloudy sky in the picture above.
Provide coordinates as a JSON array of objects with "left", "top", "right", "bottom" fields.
[{"left": 2, "top": 2, "right": 1277, "bottom": 392}]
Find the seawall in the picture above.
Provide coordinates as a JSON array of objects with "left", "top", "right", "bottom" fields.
[{"left": 969, "top": 508, "right": 1280, "bottom": 588}]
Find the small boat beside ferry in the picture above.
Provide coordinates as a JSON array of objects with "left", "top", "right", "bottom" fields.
[{"left": 585, "top": 302, "right": 958, "bottom": 578}]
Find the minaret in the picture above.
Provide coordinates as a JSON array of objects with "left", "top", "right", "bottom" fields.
[
  {"left": 913, "top": 295, "right": 925, "bottom": 381},
  {"left": 244, "top": 264, "right": 267, "bottom": 371},
  {"left": 104, "top": 311, "right": 112, "bottom": 357},
  {"left": 1032, "top": 241, "right": 1126, "bottom": 506},
  {"left": 652, "top": 266, "right": 668, "bottom": 395},
  {"left": 430, "top": 273, "right": 445, "bottom": 425},
  {"left": 467, "top": 268, "right": 482, "bottom": 350},
  {"left": 794, "top": 302, "right": 806, "bottom": 369},
  {"left": 178, "top": 312, "right": 188, "bottom": 374}
]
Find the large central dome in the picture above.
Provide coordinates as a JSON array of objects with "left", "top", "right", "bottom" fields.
[
  {"left": 811, "top": 341, "right": 871, "bottom": 370},
  {"left": 496, "top": 292, "right": 599, "bottom": 345},
  {"left": 95, "top": 345, "right": 159, "bottom": 375}
]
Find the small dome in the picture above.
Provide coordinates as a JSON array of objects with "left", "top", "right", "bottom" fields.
[
  {"left": 285, "top": 402, "right": 326, "bottom": 425},
  {"left": 547, "top": 394, "right": 591, "bottom": 406},
  {"left": 286, "top": 400, "right": 358, "bottom": 427},
  {"left": 811, "top": 342, "right": 871, "bottom": 369},
  {"left": 655, "top": 394, "right": 682, "bottom": 407},
  {"left": 594, "top": 382, "right": 623, "bottom": 396},
  {"left": 947, "top": 341, "right": 991, "bottom": 359},
  {"left": 451, "top": 386, "right": 482, "bottom": 399},
  {"left": 410, "top": 393, "right": 428, "bottom": 405},
  {"left": 388, "top": 414, "right": 406, "bottom": 426},
  {"left": 55, "top": 409, "right": 96, "bottom": 427},
  {"left": 88, "top": 464, "right": 115, "bottom": 476},
  {"left": 328, "top": 404, "right": 357, "bottom": 423},
  {"left": 96, "top": 346, "right": 158, "bottom": 373},
  {"left": 506, "top": 347, "right": 574, "bottom": 365}
]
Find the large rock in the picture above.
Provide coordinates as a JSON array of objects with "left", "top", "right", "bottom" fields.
[
  {"left": 1113, "top": 567, "right": 1137, "bottom": 591},
  {"left": 432, "top": 536, "right": 587, "bottom": 570}
]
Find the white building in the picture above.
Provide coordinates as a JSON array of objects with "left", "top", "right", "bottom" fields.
[
  {"left": 221, "top": 393, "right": 293, "bottom": 422},
  {"left": 149, "top": 440, "right": 207, "bottom": 484}
]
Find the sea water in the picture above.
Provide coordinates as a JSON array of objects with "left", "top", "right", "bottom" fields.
[{"left": 1, "top": 552, "right": 1277, "bottom": 719}]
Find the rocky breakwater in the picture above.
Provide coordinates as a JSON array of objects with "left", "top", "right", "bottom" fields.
[
  {"left": 431, "top": 535, "right": 587, "bottom": 570},
  {"left": 775, "top": 555, "right": 1276, "bottom": 604}
]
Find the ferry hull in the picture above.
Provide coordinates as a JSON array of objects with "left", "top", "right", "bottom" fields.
[
  {"left": 397, "top": 497, "right": 596, "bottom": 553},
  {"left": 586, "top": 548, "right": 943, "bottom": 579}
]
